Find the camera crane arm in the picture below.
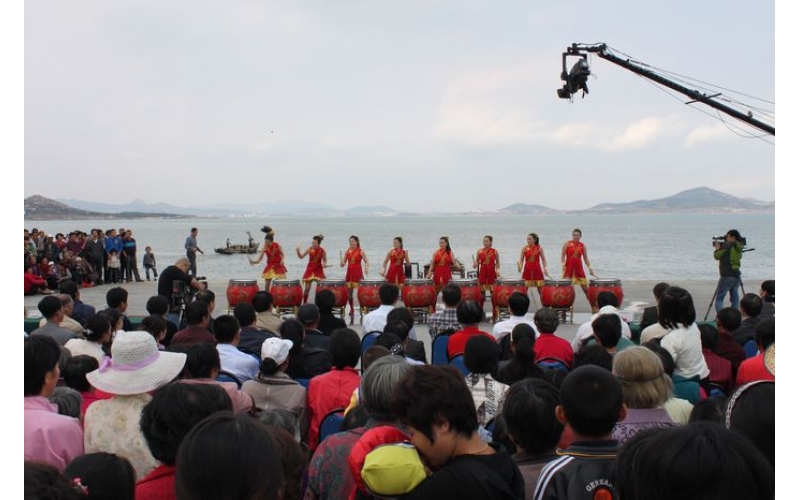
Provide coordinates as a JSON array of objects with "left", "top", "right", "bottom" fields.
[{"left": 558, "top": 43, "right": 775, "bottom": 136}]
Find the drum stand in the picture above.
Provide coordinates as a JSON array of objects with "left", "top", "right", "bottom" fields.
[
  {"left": 552, "top": 307, "right": 574, "bottom": 324},
  {"left": 275, "top": 305, "right": 299, "bottom": 317},
  {"left": 409, "top": 307, "right": 433, "bottom": 324}
]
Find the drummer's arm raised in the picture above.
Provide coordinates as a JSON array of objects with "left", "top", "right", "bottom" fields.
[{"left": 296, "top": 246, "right": 308, "bottom": 259}]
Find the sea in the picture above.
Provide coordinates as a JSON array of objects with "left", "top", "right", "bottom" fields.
[{"left": 25, "top": 213, "right": 775, "bottom": 283}]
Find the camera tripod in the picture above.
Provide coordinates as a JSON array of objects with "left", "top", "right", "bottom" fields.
[{"left": 703, "top": 278, "right": 747, "bottom": 321}]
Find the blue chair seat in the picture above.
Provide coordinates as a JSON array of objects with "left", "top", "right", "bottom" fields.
[
  {"left": 432, "top": 334, "right": 450, "bottom": 366},
  {"left": 536, "top": 357, "right": 570, "bottom": 372},
  {"left": 449, "top": 354, "right": 470, "bottom": 376},
  {"left": 319, "top": 408, "right": 346, "bottom": 444}
]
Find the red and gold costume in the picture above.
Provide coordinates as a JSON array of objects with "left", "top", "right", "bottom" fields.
[
  {"left": 476, "top": 247, "right": 498, "bottom": 291},
  {"left": 385, "top": 248, "right": 407, "bottom": 285},
  {"left": 344, "top": 248, "right": 365, "bottom": 289},
  {"left": 302, "top": 247, "right": 326, "bottom": 282},
  {"left": 521, "top": 245, "right": 545, "bottom": 288},
  {"left": 563, "top": 241, "right": 587, "bottom": 286},
  {"left": 261, "top": 242, "right": 287, "bottom": 280},
  {"left": 432, "top": 249, "right": 453, "bottom": 288}
]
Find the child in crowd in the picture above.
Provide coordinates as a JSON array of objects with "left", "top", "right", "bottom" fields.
[
  {"left": 533, "top": 365, "right": 626, "bottom": 500},
  {"left": 107, "top": 250, "right": 121, "bottom": 284},
  {"left": 143, "top": 246, "right": 158, "bottom": 280}
]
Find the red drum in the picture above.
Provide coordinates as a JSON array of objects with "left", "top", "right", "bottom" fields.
[
  {"left": 226, "top": 279, "right": 259, "bottom": 309},
  {"left": 491, "top": 279, "right": 528, "bottom": 309},
  {"left": 588, "top": 279, "right": 624, "bottom": 309},
  {"left": 317, "top": 279, "right": 348, "bottom": 308},
  {"left": 402, "top": 279, "right": 437, "bottom": 309},
  {"left": 271, "top": 279, "right": 303, "bottom": 308},
  {"left": 452, "top": 279, "right": 483, "bottom": 304},
  {"left": 541, "top": 279, "right": 576, "bottom": 308},
  {"left": 357, "top": 279, "right": 384, "bottom": 309}
]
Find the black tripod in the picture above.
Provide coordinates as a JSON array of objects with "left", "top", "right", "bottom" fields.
[{"left": 703, "top": 278, "right": 747, "bottom": 321}]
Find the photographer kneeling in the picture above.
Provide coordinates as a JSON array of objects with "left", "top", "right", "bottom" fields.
[
  {"left": 713, "top": 229, "right": 745, "bottom": 313},
  {"left": 157, "top": 257, "right": 206, "bottom": 328}
]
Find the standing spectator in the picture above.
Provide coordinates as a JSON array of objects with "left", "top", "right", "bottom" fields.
[
  {"left": 184, "top": 227, "right": 203, "bottom": 277},
  {"left": 122, "top": 230, "right": 144, "bottom": 282},
  {"left": 104, "top": 229, "right": 123, "bottom": 284},
  {"left": 25, "top": 336, "right": 85, "bottom": 471},
  {"left": 83, "top": 229, "right": 105, "bottom": 285},
  {"left": 143, "top": 246, "right": 158, "bottom": 281}
]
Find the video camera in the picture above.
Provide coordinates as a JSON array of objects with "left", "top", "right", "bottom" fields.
[
  {"left": 712, "top": 235, "right": 747, "bottom": 247},
  {"left": 171, "top": 277, "right": 207, "bottom": 309}
]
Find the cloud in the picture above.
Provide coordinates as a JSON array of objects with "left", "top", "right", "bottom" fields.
[
  {"left": 684, "top": 124, "right": 733, "bottom": 147},
  {"left": 602, "top": 117, "right": 664, "bottom": 151}
]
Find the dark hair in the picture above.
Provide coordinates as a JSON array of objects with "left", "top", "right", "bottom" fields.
[
  {"left": 726, "top": 229, "right": 743, "bottom": 242},
  {"left": 726, "top": 381, "right": 774, "bottom": 467},
  {"left": 456, "top": 300, "right": 483, "bottom": 325},
  {"left": 213, "top": 314, "right": 241, "bottom": 344},
  {"left": 596, "top": 291, "right": 619, "bottom": 309},
  {"left": 534, "top": 307, "right": 559, "bottom": 334},
  {"left": 508, "top": 292, "right": 530, "bottom": 317},
  {"left": 391, "top": 365, "right": 478, "bottom": 444},
  {"left": 439, "top": 236, "right": 452, "bottom": 254},
  {"left": 386, "top": 307, "right": 415, "bottom": 330},
  {"left": 175, "top": 413, "right": 284, "bottom": 500},
  {"left": 329, "top": 328, "right": 361, "bottom": 369},
  {"left": 349, "top": 235, "right": 361, "bottom": 248},
  {"left": 100, "top": 308, "right": 122, "bottom": 330},
  {"left": 361, "top": 345, "right": 390, "bottom": 372},
  {"left": 641, "top": 341, "right": 675, "bottom": 376},
  {"left": 62, "top": 355, "right": 100, "bottom": 392},
  {"left": 38, "top": 295, "right": 63, "bottom": 319},
  {"left": 441, "top": 283, "right": 462, "bottom": 307},
  {"left": 183, "top": 342, "right": 221, "bottom": 379},
  {"left": 688, "top": 395, "right": 727, "bottom": 424},
  {"left": 314, "top": 289, "right": 336, "bottom": 314},
  {"left": 280, "top": 320, "right": 305, "bottom": 354},
  {"left": 253, "top": 291, "right": 274, "bottom": 312},
  {"left": 574, "top": 344, "right": 613, "bottom": 372},
  {"left": 141, "top": 383, "right": 233, "bottom": 465},
  {"left": 715, "top": 307, "right": 742, "bottom": 332},
  {"left": 105, "top": 287, "right": 128, "bottom": 309},
  {"left": 59, "top": 280, "right": 79, "bottom": 299},
  {"left": 65, "top": 453, "right": 136, "bottom": 500},
  {"left": 378, "top": 283, "right": 400, "bottom": 305},
  {"left": 313, "top": 234, "right": 324, "bottom": 244},
  {"left": 185, "top": 300, "right": 210, "bottom": 325},
  {"left": 528, "top": 233, "right": 539, "bottom": 245},
  {"left": 739, "top": 293, "right": 763, "bottom": 317},
  {"left": 264, "top": 426, "right": 307, "bottom": 500},
  {"left": 760, "top": 279, "right": 775, "bottom": 298},
  {"left": 503, "top": 379, "right": 563, "bottom": 454},
  {"left": 196, "top": 289, "right": 216, "bottom": 306},
  {"left": 341, "top": 404, "right": 369, "bottom": 431},
  {"left": 698, "top": 323, "right": 718, "bottom": 350},
  {"left": 592, "top": 314, "right": 622, "bottom": 349},
  {"left": 658, "top": 286, "right": 696, "bottom": 329},
  {"left": 653, "top": 282, "right": 670, "bottom": 300},
  {"left": 25, "top": 336, "right": 61, "bottom": 396},
  {"left": 754, "top": 317, "right": 775, "bottom": 350},
  {"left": 139, "top": 315, "right": 168, "bottom": 343},
  {"left": 496, "top": 325, "right": 543, "bottom": 385},
  {"left": 464, "top": 335, "right": 499, "bottom": 375},
  {"left": 394, "top": 237, "right": 403, "bottom": 248},
  {"left": 615, "top": 423, "right": 774, "bottom": 500},
  {"left": 25, "top": 461, "right": 84, "bottom": 500},
  {"left": 383, "top": 320, "right": 411, "bottom": 342},
  {"left": 84, "top": 314, "right": 112, "bottom": 342},
  {"left": 559, "top": 365, "right": 623, "bottom": 438},
  {"left": 233, "top": 302, "right": 257, "bottom": 327},
  {"left": 375, "top": 332, "right": 403, "bottom": 353},
  {"left": 261, "top": 226, "right": 275, "bottom": 242},
  {"left": 145, "top": 294, "right": 170, "bottom": 316}
]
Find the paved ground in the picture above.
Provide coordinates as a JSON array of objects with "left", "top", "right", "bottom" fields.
[{"left": 26, "top": 277, "right": 767, "bottom": 355}]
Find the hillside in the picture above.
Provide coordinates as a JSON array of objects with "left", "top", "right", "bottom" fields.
[{"left": 24, "top": 195, "right": 191, "bottom": 220}]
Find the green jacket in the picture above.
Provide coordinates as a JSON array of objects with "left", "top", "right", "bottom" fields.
[{"left": 714, "top": 241, "right": 743, "bottom": 276}]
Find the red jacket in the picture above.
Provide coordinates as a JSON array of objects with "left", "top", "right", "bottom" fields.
[
  {"left": 306, "top": 367, "right": 361, "bottom": 451},
  {"left": 447, "top": 326, "right": 495, "bottom": 359},
  {"left": 24, "top": 271, "right": 46, "bottom": 294},
  {"left": 135, "top": 464, "right": 176, "bottom": 500},
  {"left": 534, "top": 333, "right": 574, "bottom": 368}
]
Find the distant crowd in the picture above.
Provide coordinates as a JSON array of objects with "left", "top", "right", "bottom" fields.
[
  {"left": 24, "top": 265, "right": 776, "bottom": 499},
  {"left": 24, "top": 227, "right": 158, "bottom": 296}
]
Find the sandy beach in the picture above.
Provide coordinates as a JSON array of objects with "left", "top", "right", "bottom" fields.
[{"left": 25, "top": 277, "right": 768, "bottom": 354}]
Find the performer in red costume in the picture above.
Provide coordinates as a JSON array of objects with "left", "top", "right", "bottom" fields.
[
  {"left": 340, "top": 235, "right": 369, "bottom": 321},
  {"left": 381, "top": 237, "right": 410, "bottom": 286},
  {"left": 474, "top": 235, "right": 500, "bottom": 320},
  {"left": 561, "top": 228, "right": 596, "bottom": 306},
  {"left": 518, "top": 232, "right": 549, "bottom": 297},
  {"left": 426, "top": 236, "right": 463, "bottom": 295},
  {"left": 296, "top": 234, "right": 328, "bottom": 304},
  {"left": 249, "top": 226, "right": 287, "bottom": 290}
]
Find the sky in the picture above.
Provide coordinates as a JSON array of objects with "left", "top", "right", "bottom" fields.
[{"left": 15, "top": 0, "right": 778, "bottom": 213}]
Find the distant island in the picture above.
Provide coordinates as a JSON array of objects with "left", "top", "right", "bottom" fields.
[{"left": 24, "top": 187, "right": 774, "bottom": 221}]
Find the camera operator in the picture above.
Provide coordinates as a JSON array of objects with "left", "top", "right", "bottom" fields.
[
  {"left": 158, "top": 257, "right": 206, "bottom": 327},
  {"left": 713, "top": 229, "right": 745, "bottom": 313}
]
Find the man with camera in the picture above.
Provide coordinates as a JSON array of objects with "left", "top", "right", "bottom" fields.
[
  {"left": 157, "top": 257, "right": 206, "bottom": 327},
  {"left": 713, "top": 229, "right": 745, "bottom": 313}
]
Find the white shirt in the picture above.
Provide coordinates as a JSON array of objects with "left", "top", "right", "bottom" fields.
[
  {"left": 640, "top": 323, "right": 670, "bottom": 344},
  {"left": 660, "top": 323, "right": 710, "bottom": 380},
  {"left": 571, "top": 305, "right": 632, "bottom": 352},
  {"left": 64, "top": 339, "right": 106, "bottom": 364},
  {"left": 362, "top": 305, "right": 394, "bottom": 335},
  {"left": 491, "top": 315, "right": 539, "bottom": 341},
  {"left": 217, "top": 344, "right": 260, "bottom": 384}
]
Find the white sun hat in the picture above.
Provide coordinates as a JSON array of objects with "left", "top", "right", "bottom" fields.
[
  {"left": 87, "top": 331, "right": 186, "bottom": 395},
  {"left": 260, "top": 337, "right": 294, "bottom": 365}
]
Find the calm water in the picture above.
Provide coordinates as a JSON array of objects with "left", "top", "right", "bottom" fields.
[{"left": 25, "top": 213, "right": 775, "bottom": 282}]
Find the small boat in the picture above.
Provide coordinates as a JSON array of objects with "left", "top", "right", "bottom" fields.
[{"left": 215, "top": 232, "right": 259, "bottom": 255}]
